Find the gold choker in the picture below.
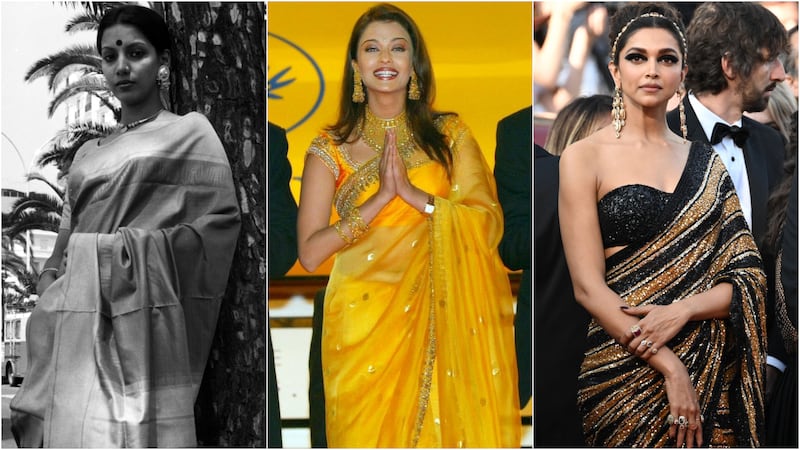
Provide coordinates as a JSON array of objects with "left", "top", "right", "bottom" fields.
[{"left": 358, "top": 108, "right": 415, "bottom": 157}]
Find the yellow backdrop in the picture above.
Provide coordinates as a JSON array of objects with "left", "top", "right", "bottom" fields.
[{"left": 268, "top": 1, "right": 532, "bottom": 275}]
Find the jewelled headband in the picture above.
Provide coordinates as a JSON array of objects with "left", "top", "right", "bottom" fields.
[{"left": 611, "top": 12, "right": 687, "bottom": 66}]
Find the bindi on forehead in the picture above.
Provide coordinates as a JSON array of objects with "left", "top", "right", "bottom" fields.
[{"left": 116, "top": 40, "right": 123, "bottom": 46}]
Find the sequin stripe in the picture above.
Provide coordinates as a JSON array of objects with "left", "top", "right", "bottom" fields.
[
  {"left": 411, "top": 216, "right": 437, "bottom": 447},
  {"left": 606, "top": 153, "right": 718, "bottom": 279},
  {"left": 774, "top": 246, "right": 799, "bottom": 354},
  {"left": 606, "top": 159, "right": 725, "bottom": 296},
  {"left": 306, "top": 136, "right": 340, "bottom": 179},
  {"left": 334, "top": 157, "right": 379, "bottom": 219}
]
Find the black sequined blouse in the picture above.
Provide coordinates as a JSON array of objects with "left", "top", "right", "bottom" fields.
[{"left": 597, "top": 184, "right": 672, "bottom": 248}]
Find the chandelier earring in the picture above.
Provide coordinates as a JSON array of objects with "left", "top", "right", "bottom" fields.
[
  {"left": 677, "top": 84, "right": 687, "bottom": 143},
  {"left": 612, "top": 86, "right": 626, "bottom": 138},
  {"left": 157, "top": 65, "right": 171, "bottom": 90},
  {"left": 352, "top": 68, "right": 365, "bottom": 103},
  {"left": 408, "top": 69, "right": 421, "bottom": 100}
]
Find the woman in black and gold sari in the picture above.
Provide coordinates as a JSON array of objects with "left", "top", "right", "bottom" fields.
[{"left": 559, "top": 3, "right": 766, "bottom": 447}]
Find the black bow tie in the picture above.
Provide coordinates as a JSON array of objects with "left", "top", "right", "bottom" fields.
[{"left": 710, "top": 122, "right": 749, "bottom": 147}]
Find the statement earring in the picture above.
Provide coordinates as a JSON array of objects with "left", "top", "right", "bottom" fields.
[
  {"left": 157, "top": 65, "right": 170, "bottom": 90},
  {"left": 677, "top": 84, "right": 687, "bottom": 143},
  {"left": 408, "top": 69, "right": 420, "bottom": 100},
  {"left": 612, "top": 86, "right": 626, "bottom": 138},
  {"left": 352, "top": 68, "right": 365, "bottom": 103}
]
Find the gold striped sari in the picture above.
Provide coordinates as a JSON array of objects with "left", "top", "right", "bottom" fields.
[{"left": 578, "top": 142, "right": 767, "bottom": 447}]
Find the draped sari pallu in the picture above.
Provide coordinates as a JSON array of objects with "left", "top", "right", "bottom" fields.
[
  {"left": 308, "top": 115, "right": 521, "bottom": 448},
  {"left": 10, "top": 112, "right": 241, "bottom": 448},
  {"left": 578, "top": 143, "right": 767, "bottom": 447}
]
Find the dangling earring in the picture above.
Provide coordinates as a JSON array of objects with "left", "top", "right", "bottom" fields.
[
  {"left": 352, "top": 68, "right": 365, "bottom": 103},
  {"left": 612, "top": 86, "right": 626, "bottom": 138},
  {"left": 677, "top": 84, "right": 688, "bottom": 143},
  {"left": 408, "top": 69, "right": 420, "bottom": 100},
  {"left": 157, "top": 65, "right": 170, "bottom": 90}
]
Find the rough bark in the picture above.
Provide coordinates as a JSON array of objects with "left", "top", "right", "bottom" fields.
[{"left": 159, "top": 2, "right": 267, "bottom": 446}]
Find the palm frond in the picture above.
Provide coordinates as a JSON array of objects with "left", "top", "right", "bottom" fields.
[
  {"left": 36, "top": 123, "right": 116, "bottom": 173},
  {"left": 65, "top": 13, "right": 101, "bottom": 33},
  {"left": 8, "top": 193, "right": 63, "bottom": 221},
  {"left": 24, "top": 44, "right": 102, "bottom": 91},
  {"left": 26, "top": 173, "right": 66, "bottom": 199},
  {"left": 47, "top": 74, "right": 113, "bottom": 118},
  {"left": 2, "top": 210, "right": 62, "bottom": 238}
]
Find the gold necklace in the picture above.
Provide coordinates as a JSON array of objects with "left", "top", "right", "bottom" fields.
[{"left": 358, "top": 108, "right": 415, "bottom": 157}]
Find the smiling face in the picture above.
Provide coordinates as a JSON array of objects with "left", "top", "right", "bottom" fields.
[
  {"left": 352, "top": 20, "right": 413, "bottom": 102},
  {"left": 611, "top": 27, "right": 686, "bottom": 110},
  {"left": 100, "top": 24, "right": 168, "bottom": 109}
]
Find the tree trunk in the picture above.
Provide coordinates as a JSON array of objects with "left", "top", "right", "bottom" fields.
[{"left": 159, "top": 2, "right": 266, "bottom": 446}]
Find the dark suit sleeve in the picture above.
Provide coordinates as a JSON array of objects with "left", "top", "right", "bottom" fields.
[
  {"left": 268, "top": 122, "right": 299, "bottom": 278},
  {"left": 781, "top": 167, "right": 798, "bottom": 330},
  {"left": 494, "top": 108, "right": 532, "bottom": 271}
]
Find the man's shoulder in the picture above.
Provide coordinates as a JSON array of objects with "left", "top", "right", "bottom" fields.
[{"left": 499, "top": 105, "right": 533, "bottom": 129}]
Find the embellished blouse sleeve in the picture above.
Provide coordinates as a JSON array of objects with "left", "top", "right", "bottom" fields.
[{"left": 306, "top": 134, "right": 340, "bottom": 181}]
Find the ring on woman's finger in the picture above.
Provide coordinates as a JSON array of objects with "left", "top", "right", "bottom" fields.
[
  {"left": 646, "top": 340, "right": 653, "bottom": 348},
  {"left": 677, "top": 416, "right": 688, "bottom": 426},
  {"left": 631, "top": 324, "right": 642, "bottom": 337},
  {"left": 650, "top": 346, "right": 658, "bottom": 354},
  {"left": 639, "top": 339, "right": 648, "bottom": 347},
  {"left": 666, "top": 414, "right": 675, "bottom": 425}
]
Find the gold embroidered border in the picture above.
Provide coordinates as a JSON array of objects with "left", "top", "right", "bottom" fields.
[{"left": 411, "top": 216, "right": 437, "bottom": 447}]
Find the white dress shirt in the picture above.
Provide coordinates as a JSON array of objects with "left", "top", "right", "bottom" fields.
[{"left": 687, "top": 94, "right": 753, "bottom": 230}]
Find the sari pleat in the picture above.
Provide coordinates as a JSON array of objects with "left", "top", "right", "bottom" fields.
[{"left": 10, "top": 112, "right": 241, "bottom": 447}]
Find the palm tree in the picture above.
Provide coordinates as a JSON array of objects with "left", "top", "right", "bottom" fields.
[{"left": 159, "top": 3, "right": 267, "bottom": 445}]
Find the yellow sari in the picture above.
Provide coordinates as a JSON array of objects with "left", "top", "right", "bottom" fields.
[{"left": 307, "top": 114, "right": 520, "bottom": 447}]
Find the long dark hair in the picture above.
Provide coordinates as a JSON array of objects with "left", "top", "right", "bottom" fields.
[
  {"left": 765, "top": 111, "right": 798, "bottom": 254},
  {"left": 96, "top": 5, "right": 171, "bottom": 55},
  {"left": 328, "top": 3, "right": 454, "bottom": 177}
]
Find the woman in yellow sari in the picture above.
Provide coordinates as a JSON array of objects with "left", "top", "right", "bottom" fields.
[{"left": 297, "top": 3, "right": 520, "bottom": 447}]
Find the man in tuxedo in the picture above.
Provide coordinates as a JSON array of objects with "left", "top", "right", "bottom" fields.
[
  {"left": 666, "top": 2, "right": 789, "bottom": 433},
  {"left": 268, "top": 122, "right": 299, "bottom": 448}
]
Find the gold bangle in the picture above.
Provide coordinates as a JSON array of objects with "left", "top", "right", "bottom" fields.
[
  {"left": 334, "top": 220, "right": 354, "bottom": 245},
  {"left": 347, "top": 207, "right": 369, "bottom": 240}
]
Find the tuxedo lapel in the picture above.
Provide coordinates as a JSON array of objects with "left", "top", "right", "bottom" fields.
[{"left": 740, "top": 117, "right": 772, "bottom": 243}]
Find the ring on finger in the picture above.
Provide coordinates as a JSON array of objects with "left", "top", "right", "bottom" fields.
[
  {"left": 631, "top": 324, "right": 642, "bottom": 337},
  {"left": 650, "top": 346, "right": 658, "bottom": 354},
  {"left": 639, "top": 340, "right": 648, "bottom": 347},
  {"left": 677, "top": 416, "right": 688, "bottom": 427},
  {"left": 666, "top": 414, "right": 675, "bottom": 425},
  {"left": 646, "top": 340, "right": 653, "bottom": 348}
]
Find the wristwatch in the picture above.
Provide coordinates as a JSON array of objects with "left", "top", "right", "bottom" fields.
[{"left": 423, "top": 194, "right": 435, "bottom": 215}]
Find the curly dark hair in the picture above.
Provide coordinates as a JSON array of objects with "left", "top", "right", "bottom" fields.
[
  {"left": 685, "top": 2, "right": 789, "bottom": 95},
  {"left": 328, "top": 3, "right": 454, "bottom": 177},
  {"left": 608, "top": 2, "right": 687, "bottom": 67}
]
